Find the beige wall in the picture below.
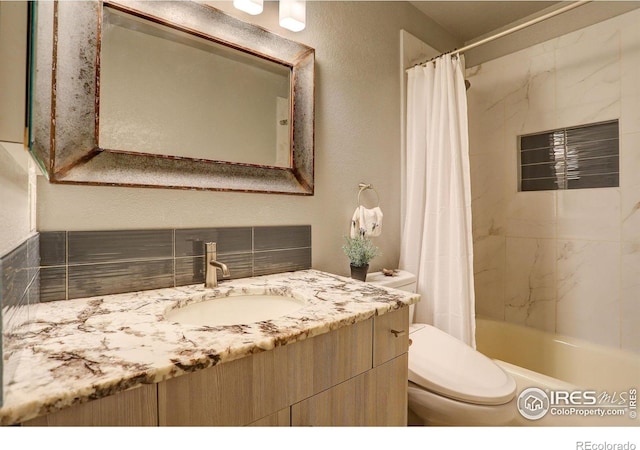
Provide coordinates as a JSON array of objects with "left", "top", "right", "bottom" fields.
[
  {"left": 0, "top": 1, "right": 27, "bottom": 144},
  {"left": 0, "top": 1, "right": 33, "bottom": 256},
  {"left": 35, "top": 1, "right": 457, "bottom": 277},
  {"left": 0, "top": 142, "right": 34, "bottom": 256},
  {"left": 468, "top": 9, "right": 640, "bottom": 353}
]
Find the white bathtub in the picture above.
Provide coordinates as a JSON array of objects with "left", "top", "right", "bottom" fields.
[{"left": 475, "top": 317, "right": 640, "bottom": 426}]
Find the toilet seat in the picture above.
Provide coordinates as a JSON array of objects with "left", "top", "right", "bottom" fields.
[{"left": 409, "top": 323, "right": 516, "bottom": 406}]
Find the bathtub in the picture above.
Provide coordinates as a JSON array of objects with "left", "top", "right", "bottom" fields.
[{"left": 475, "top": 317, "right": 640, "bottom": 426}]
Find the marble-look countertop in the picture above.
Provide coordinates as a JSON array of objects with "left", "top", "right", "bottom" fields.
[{"left": 0, "top": 269, "right": 419, "bottom": 425}]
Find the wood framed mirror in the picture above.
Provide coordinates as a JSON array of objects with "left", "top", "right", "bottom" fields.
[{"left": 30, "top": 1, "right": 315, "bottom": 195}]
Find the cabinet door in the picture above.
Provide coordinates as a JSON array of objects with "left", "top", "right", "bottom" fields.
[
  {"left": 158, "top": 344, "right": 289, "bottom": 426},
  {"left": 22, "top": 384, "right": 158, "bottom": 426},
  {"left": 374, "top": 354, "right": 408, "bottom": 426},
  {"left": 287, "top": 317, "right": 373, "bottom": 404},
  {"left": 291, "top": 354, "right": 408, "bottom": 427},
  {"left": 247, "top": 408, "right": 290, "bottom": 426},
  {"left": 291, "top": 370, "right": 376, "bottom": 426},
  {"left": 374, "top": 308, "right": 409, "bottom": 366}
]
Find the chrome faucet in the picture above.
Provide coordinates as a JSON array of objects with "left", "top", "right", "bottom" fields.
[{"left": 205, "top": 242, "right": 231, "bottom": 288}]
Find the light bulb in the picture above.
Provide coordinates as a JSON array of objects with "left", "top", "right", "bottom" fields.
[
  {"left": 233, "top": 0, "right": 263, "bottom": 16},
  {"left": 279, "top": 0, "right": 305, "bottom": 32}
]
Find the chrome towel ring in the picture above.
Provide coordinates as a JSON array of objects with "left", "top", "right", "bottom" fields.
[{"left": 357, "top": 183, "right": 380, "bottom": 207}]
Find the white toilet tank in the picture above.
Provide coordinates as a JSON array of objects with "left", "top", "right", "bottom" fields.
[{"left": 366, "top": 270, "right": 417, "bottom": 321}]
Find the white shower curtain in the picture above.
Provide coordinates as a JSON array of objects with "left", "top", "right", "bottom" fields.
[{"left": 400, "top": 54, "right": 476, "bottom": 347}]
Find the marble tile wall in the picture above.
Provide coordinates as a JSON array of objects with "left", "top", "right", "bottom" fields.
[
  {"left": 0, "top": 234, "right": 40, "bottom": 407},
  {"left": 467, "top": 8, "right": 640, "bottom": 353}
]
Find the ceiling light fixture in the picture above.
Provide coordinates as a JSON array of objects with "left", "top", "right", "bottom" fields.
[
  {"left": 233, "top": 0, "right": 263, "bottom": 16},
  {"left": 279, "top": 0, "right": 305, "bottom": 32}
]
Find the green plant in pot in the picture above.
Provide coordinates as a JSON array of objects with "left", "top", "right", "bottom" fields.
[{"left": 342, "top": 236, "right": 381, "bottom": 281}]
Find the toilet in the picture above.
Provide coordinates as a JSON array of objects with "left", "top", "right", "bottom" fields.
[{"left": 366, "top": 270, "right": 517, "bottom": 426}]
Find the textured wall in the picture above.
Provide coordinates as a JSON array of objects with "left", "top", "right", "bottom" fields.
[
  {"left": 0, "top": 143, "right": 32, "bottom": 258},
  {"left": 35, "top": 1, "right": 457, "bottom": 278},
  {"left": 0, "top": 2, "right": 27, "bottom": 143},
  {"left": 468, "top": 9, "right": 640, "bottom": 353}
]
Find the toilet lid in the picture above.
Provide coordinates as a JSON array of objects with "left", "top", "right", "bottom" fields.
[{"left": 408, "top": 324, "right": 516, "bottom": 406}]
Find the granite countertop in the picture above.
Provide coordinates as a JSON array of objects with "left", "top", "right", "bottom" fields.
[{"left": 0, "top": 269, "right": 419, "bottom": 425}]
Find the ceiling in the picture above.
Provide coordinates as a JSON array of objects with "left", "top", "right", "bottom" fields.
[
  {"left": 409, "top": 1, "right": 640, "bottom": 65},
  {"left": 410, "top": 1, "right": 560, "bottom": 44}
]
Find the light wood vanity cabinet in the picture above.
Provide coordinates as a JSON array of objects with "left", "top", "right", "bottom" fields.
[
  {"left": 23, "top": 308, "right": 409, "bottom": 427},
  {"left": 291, "top": 308, "right": 409, "bottom": 426},
  {"left": 290, "top": 354, "right": 408, "bottom": 426},
  {"left": 23, "top": 384, "right": 158, "bottom": 426},
  {"left": 158, "top": 308, "right": 409, "bottom": 426}
]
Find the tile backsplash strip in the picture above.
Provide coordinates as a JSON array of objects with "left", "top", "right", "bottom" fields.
[
  {"left": 39, "top": 225, "right": 312, "bottom": 302},
  {"left": 1, "top": 234, "right": 40, "bottom": 408}
]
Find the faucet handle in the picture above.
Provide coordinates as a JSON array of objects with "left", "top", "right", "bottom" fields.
[{"left": 206, "top": 242, "right": 217, "bottom": 254}]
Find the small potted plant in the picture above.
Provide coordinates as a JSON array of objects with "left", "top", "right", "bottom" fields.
[{"left": 342, "top": 236, "right": 381, "bottom": 281}]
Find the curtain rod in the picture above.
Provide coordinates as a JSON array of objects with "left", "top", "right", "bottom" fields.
[{"left": 409, "top": 0, "right": 591, "bottom": 70}]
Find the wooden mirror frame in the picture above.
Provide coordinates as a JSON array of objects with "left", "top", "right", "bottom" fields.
[{"left": 31, "top": 1, "right": 315, "bottom": 195}]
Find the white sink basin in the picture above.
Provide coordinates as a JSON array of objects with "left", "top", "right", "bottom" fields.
[{"left": 165, "top": 294, "right": 307, "bottom": 327}]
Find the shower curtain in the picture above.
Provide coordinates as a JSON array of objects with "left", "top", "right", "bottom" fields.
[{"left": 400, "top": 53, "right": 476, "bottom": 347}]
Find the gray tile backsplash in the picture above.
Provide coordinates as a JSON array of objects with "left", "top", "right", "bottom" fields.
[
  {"left": 175, "top": 227, "right": 252, "bottom": 257},
  {"left": 38, "top": 225, "right": 312, "bottom": 302},
  {"left": 39, "top": 231, "right": 66, "bottom": 266},
  {"left": 1, "top": 234, "right": 40, "bottom": 408},
  {"left": 39, "top": 266, "right": 66, "bottom": 302},
  {"left": 67, "top": 260, "right": 175, "bottom": 299},
  {"left": 254, "top": 225, "right": 311, "bottom": 251},
  {"left": 175, "top": 253, "right": 254, "bottom": 286},
  {"left": 254, "top": 248, "right": 312, "bottom": 276},
  {"left": 68, "top": 229, "right": 174, "bottom": 264}
]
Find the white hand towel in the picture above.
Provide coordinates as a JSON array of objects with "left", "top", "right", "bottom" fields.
[{"left": 350, "top": 205, "right": 383, "bottom": 238}]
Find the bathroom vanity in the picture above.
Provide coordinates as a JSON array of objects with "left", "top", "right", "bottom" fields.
[{"left": 0, "top": 270, "right": 417, "bottom": 426}]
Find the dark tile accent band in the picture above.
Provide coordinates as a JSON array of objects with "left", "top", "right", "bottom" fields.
[
  {"left": 175, "top": 253, "right": 253, "bottom": 286},
  {"left": 40, "top": 266, "right": 66, "bottom": 303},
  {"left": 254, "top": 248, "right": 312, "bottom": 276},
  {"left": 254, "top": 225, "right": 311, "bottom": 251},
  {"left": 39, "top": 231, "right": 65, "bottom": 266},
  {"left": 37, "top": 225, "right": 312, "bottom": 302},
  {"left": 68, "top": 260, "right": 174, "bottom": 299},
  {"left": 519, "top": 119, "right": 619, "bottom": 192},
  {"left": 1, "top": 234, "right": 40, "bottom": 408},
  {"left": 68, "top": 229, "right": 174, "bottom": 264},
  {"left": 175, "top": 227, "right": 252, "bottom": 257}
]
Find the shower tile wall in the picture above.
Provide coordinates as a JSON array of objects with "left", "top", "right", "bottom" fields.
[{"left": 467, "top": 8, "right": 640, "bottom": 353}]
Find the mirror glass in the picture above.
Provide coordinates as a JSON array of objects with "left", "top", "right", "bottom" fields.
[{"left": 100, "top": 7, "right": 292, "bottom": 167}]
